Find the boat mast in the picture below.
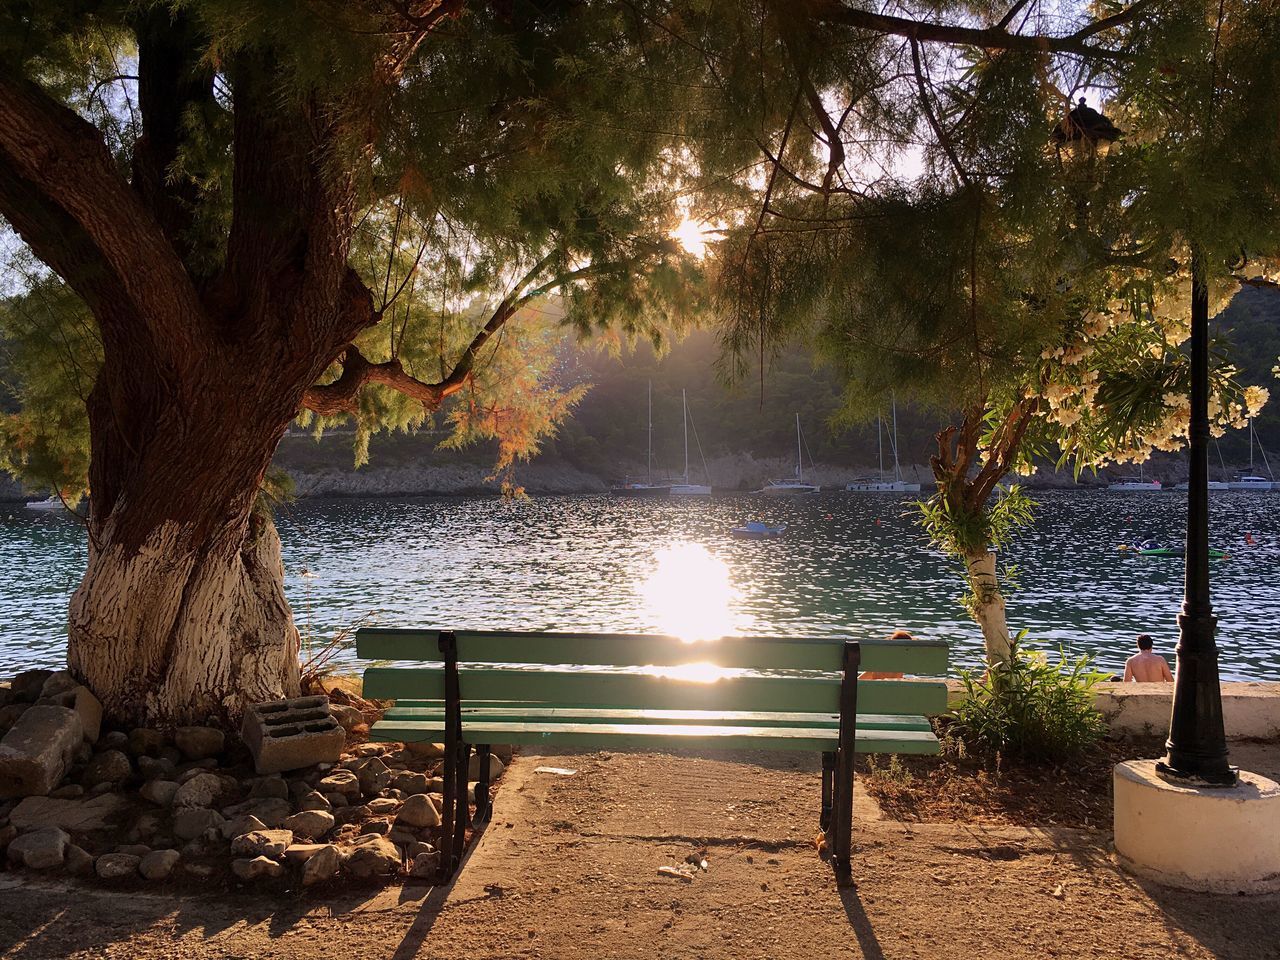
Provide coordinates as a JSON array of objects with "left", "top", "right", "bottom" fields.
[
  {"left": 796, "top": 412, "right": 803, "bottom": 482},
  {"left": 1249, "top": 417, "right": 1255, "bottom": 473},
  {"left": 877, "top": 411, "right": 884, "bottom": 482},
  {"left": 891, "top": 393, "right": 902, "bottom": 483},
  {"left": 682, "top": 389, "right": 689, "bottom": 484},
  {"left": 647, "top": 380, "right": 653, "bottom": 484}
]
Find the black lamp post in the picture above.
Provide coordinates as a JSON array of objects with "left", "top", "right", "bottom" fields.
[
  {"left": 1054, "top": 99, "right": 1236, "bottom": 785},
  {"left": 1157, "top": 254, "right": 1238, "bottom": 786}
]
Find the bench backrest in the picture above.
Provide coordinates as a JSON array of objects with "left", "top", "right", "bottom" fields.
[{"left": 357, "top": 629, "right": 949, "bottom": 718}]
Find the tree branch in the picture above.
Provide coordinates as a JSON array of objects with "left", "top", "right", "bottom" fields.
[
  {"left": 800, "top": 0, "right": 1152, "bottom": 57},
  {"left": 0, "top": 65, "right": 208, "bottom": 356}
]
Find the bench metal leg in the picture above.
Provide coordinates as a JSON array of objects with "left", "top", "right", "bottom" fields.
[
  {"left": 832, "top": 641, "right": 860, "bottom": 885},
  {"left": 474, "top": 744, "right": 492, "bottom": 825},
  {"left": 452, "top": 740, "right": 471, "bottom": 870},
  {"left": 820, "top": 751, "right": 835, "bottom": 831},
  {"left": 437, "top": 631, "right": 462, "bottom": 882}
]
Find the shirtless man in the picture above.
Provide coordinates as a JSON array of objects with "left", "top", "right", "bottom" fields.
[{"left": 1123, "top": 634, "right": 1174, "bottom": 682}]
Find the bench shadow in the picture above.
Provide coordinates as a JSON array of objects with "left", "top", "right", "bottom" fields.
[{"left": 838, "top": 884, "right": 886, "bottom": 960}]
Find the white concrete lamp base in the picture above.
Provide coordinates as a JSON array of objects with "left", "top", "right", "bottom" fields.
[{"left": 1114, "top": 759, "right": 1280, "bottom": 895}]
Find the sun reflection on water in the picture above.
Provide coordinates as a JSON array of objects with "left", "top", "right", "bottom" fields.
[{"left": 640, "top": 541, "right": 738, "bottom": 643}]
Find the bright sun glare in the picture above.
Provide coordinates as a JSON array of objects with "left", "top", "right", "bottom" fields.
[
  {"left": 640, "top": 542, "right": 737, "bottom": 643},
  {"left": 671, "top": 218, "right": 710, "bottom": 258}
]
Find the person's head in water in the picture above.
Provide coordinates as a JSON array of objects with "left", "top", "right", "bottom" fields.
[
  {"left": 889, "top": 629, "right": 913, "bottom": 640},
  {"left": 1136, "top": 634, "right": 1154, "bottom": 651}
]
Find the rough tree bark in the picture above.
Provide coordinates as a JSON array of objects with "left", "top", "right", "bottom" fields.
[
  {"left": 0, "top": 5, "right": 465, "bottom": 724},
  {"left": 929, "top": 399, "right": 1036, "bottom": 667}
]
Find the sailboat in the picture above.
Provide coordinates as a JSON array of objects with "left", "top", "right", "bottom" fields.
[
  {"left": 1228, "top": 419, "right": 1276, "bottom": 491},
  {"left": 670, "top": 389, "right": 712, "bottom": 496},
  {"left": 24, "top": 495, "right": 63, "bottom": 511},
  {"left": 1108, "top": 461, "right": 1162, "bottom": 491},
  {"left": 758, "top": 414, "right": 820, "bottom": 495},
  {"left": 1174, "top": 441, "right": 1231, "bottom": 491},
  {"left": 610, "top": 382, "right": 671, "bottom": 498},
  {"left": 846, "top": 395, "right": 921, "bottom": 493}
]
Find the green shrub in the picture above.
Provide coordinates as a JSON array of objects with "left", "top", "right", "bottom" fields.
[{"left": 948, "top": 634, "right": 1110, "bottom": 762}]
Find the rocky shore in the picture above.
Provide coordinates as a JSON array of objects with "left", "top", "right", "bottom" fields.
[{"left": 0, "top": 669, "right": 499, "bottom": 889}]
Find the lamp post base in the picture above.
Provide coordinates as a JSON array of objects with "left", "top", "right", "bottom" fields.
[
  {"left": 1114, "top": 760, "right": 1280, "bottom": 895},
  {"left": 1155, "top": 759, "right": 1239, "bottom": 788}
]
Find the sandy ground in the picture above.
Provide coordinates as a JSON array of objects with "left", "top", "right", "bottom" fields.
[{"left": 2, "top": 744, "right": 1278, "bottom": 960}]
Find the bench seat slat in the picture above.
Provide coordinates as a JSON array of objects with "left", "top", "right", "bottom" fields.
[
  {"left": 381, "top": 704, "right": 933, "bottom": 733},
  {"left": 362, "top": 667, "right": 947, "bottom": 717},
  {"left": 369, "top": 718, "right": 941, "bottom": 755},
  {"left": 356, "top": 628, "right": 948, "bottom": 674}
]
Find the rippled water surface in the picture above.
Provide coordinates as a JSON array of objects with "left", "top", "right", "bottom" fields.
[{"left": 3, "top": 490, "right": 1279, "bottom": 679}]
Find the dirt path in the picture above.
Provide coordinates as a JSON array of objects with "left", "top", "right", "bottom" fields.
[{"left": 2, "top": 748, "right": 1277, "bottom": 959}]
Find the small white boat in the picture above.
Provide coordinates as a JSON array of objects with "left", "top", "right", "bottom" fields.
[
  {"left": 758, "top": 414, "right": 820, "bottom": 495},
  {"left": 731, "top": 521, "right": 787, "bottom": 539},
  {"left": 1108, "top": 477, "right": 1162, "bottom": 492},
  {"left": 24, "top": 496, "right": 63, "bottom": 511},
  {"left": 1172, "top": 480, "right": 1230, "bottom": 491},
  {"left": 847, "top": 394, "right": 922, "bottom": 493},
  {"left": 610, "top": 382, "right": 671, "bottom": 498},
  {"left": 669, "top": 389, "right": 713, "bottom": 497},
  {"left": 1228, "top": 475, "right": 1274, "bottom": 492}
]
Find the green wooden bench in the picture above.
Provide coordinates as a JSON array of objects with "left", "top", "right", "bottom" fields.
[{"left": 356, "top": 628, "right": 947, "bottom": 883}]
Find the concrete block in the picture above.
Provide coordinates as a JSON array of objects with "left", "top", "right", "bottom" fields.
[
  {"left": 0, "top": 705, "right": 84, "bottom": 798},
  {"left": 241, "top": 696, "right": 344, "bottom": 775},
  {"left": 1114, "top": 759, "right": 1280, "bottom": 894}
]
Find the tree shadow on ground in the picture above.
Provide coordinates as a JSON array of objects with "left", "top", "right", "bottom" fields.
[{"left": 1130, "top": 877, "right": 1280, "bottom": 958}]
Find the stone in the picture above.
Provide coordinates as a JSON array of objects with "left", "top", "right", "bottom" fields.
[
  {"left": 249, "top": 776, "right": 289, "bottom": 800},
  {"left": 137, "top": 756, "right": 177, "bottom": 780},
  {"left": 139, "top": 848, "right": 180, "bottom": 881},
  {"left": 9, "top": 793, "right": 130, "bottom": 832},
  {"left": 335, "top": 803, "right": 371, "bottom": 825},
  {"left": 302, "top": 843, "right": 341, "bottom": 885},
  {"left": 388, "top": 828, "right": 419, "bottom": 847},
  {"left": 0, "top": 703, "right": 30, "bottom": 734},
  {"left": 391, "top": 771, "right": 432, "bottom": 795},
  {"left": 48, "top": 784, "right": 84, "bottom": 799},
  {"left": 283, "top": 842, "right": 329, "bottom": 863},
  {"left": 139, "top": 779, "right": 180, "bottom": 807},
  {"left": 231, "top": 855, "right": 284, "bottom": 880},
  {"left": 70, "top": 687, "right": 102, "bottom": 744},
  {"left": 39, "top": 671, "right": 78, "bottom": 701},
  {"left": 94, "top": 852, "right": 140, "bottom": 878},
  {"left": 349, "top": 743, "right": 385, "bottom": 758},
  {"left": 0, "top": 823, "right": 15, "bottom": 851},
  {"left": 10, "top": 670, "right": 53, "bottom": 704},
  {"left": 64, "top": 843, "right": 93, "bottom": 876},
  {"left": 329, "top": 703, "right": 363, "bottom": 731},
  {"left": 367, "top": 797, "right": 400, "bottom": 815},
  {"left": 410, "top": 850, "right": 441, "bottom": 878},
  {"left": 282, "top": 810, "right": 335, "bottom": 840},
  {"left": 0, "top": 705, "right": 84, "bottom": 798},
  {"left": 100, "top": 731, "right": 128, "bottom": 750},
  {"left": 360, "top": 818, "right": 391, "bottom": 836},
  {"left": 230, "top": 828, "right": 293, "bottom": 859},
  {"left": 127, "top": 811, "right": 164, "bottom": 841},
  {"left": 341, "top": 834, "right": 401, "bottom": 878},
  {"left": 241, "top": 696, "right": 343, "bottom": 775},
  {"left": 403, "top": 741, "right": 445, "bottom": 759},
  {"left": 468, "top": 753, "right": 505, "bottom": 781},
  {"left": 172, "top": 772, "right": 226, "bottom": 808},
  {"left": 222, "top": 797, "right": 291, "bottom": 828},
  {"left": 324, "top": 792, "right": 350, "bottom": 808},
  {"left": 174, "top": 726, "right": 224, "bottom": 761},
  {"left": 318, "top": 769, "right": 360, "bottom": 799},
  {"left": 343, "top": 756, "right": 391, "bottom": 795},
  {"left": 184, "top": 863, "right": 214, "bottom": 878},
  {"left": 7, "top": 826, "right": 69, "bottom": 869},
  {"left": 173, "top": 807, "right": 225, "bottom": 841},
  {"left": 297, "top": 791, "right": 332, "bottom": 812},
  {"left": 82, "top": 749, "right": 132, "bottom": 788},
  {"left": 221, "top": 814, "right": 268, "bottom": 840},
  {"left": 395, "top": 793, "right": 441, "bottom": 829},
  {"left": 127, "top": 728, "right": 166, "bottom": 757},
  {"left": 407, "top": 841, "right": 435, "bottom": 859}
]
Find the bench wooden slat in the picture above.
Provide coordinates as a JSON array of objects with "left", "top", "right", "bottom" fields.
[
  {"left": 362, "top": 666, "right": 948, "bottom": 716},
  {"left": 356, "top": 628, "right": 948, "bottom": 674},
  {"left": 381, "top": 704, "right": 934, "bottom": 732},
  {"left": 369, "top": 719, "right": 941, "bottom": 755}
]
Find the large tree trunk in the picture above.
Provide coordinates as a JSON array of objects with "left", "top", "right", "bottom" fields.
[
  {"left": 67, "top": 511, "right": 300, "bottom": 725},
  {"left": 963, "top": 548, "right": 1013, "bottom": 666}
]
